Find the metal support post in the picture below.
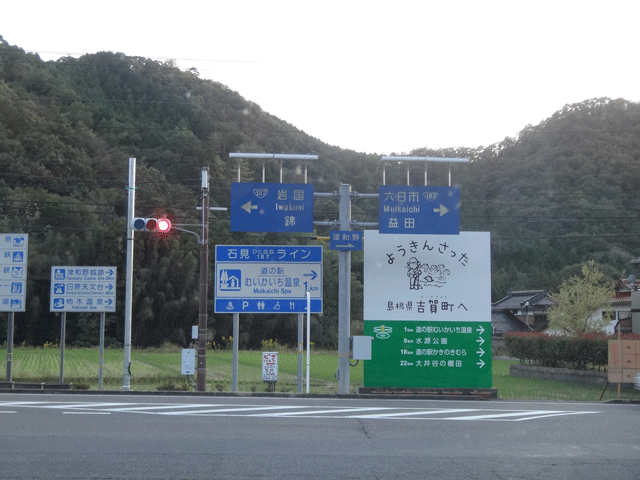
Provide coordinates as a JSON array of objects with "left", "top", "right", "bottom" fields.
[
  {"left": 6, "top": 312, "right": 14, "bottom": 382},
  {"left": 297, "top": 313, "right": 303, "bottom": 393},
  {"left": 99, "top": 312, "right": 105, "bottom": 390},
  {"left": 59, "top": 312, "right": 66, "bottom": 383},
  {"left": 123, "top": 157, "right": 136, "bottom": 391},
  {"left": 197, "top": 167, "right": 210, "bottom": 392},
  {"left": 337, "top": 183, "right": 352, "bottom": 394},
  {"left": 232, "top": 313, "right": 239, "bottom": 392}
]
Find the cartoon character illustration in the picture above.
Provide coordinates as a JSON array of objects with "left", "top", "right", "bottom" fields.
[
  {"left": 422, "top": 264, "right": 450, "bottom": 288},
  {"left": 406, "top": 257, "right": 423, "bottom": 290}
]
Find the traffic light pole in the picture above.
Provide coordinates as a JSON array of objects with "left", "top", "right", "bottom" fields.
[{"left": 197, "top": 167, "right": 210, "bottom": 391}]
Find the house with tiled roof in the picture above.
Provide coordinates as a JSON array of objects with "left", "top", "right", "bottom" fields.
[{"left": 491, "top": 290, "right": 555, "bottom": 335}]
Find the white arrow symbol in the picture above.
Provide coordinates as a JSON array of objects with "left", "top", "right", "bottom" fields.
[
  {"left": 433, "top": 204, "right": 449, "bottom": 216},
  {"left": 476, "top": 337, "right": 485, "bottom": 346},
  {"left": 476, "top": 325, "right": 485, "bottom": 335},
  {"left": 476, "top": 347, "right": 485, "bottom": 357},
  {"left": 477, "top": 359, "right": 485, "bottom": 368},
  {"left": 241, "top": 201, "right": 258, "bottom": 214}
]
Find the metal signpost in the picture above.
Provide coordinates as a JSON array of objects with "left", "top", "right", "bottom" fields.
[
  {"left": 50, "top": 266, "right": 117, "bottom": 387},
  {"left": 363, "top": 230, "right": 492, "bottom": 389},
  {"left": 230, "top": 182, "right": 314, "bottom": 233},
  {"left": 2, "top": 233, "right": 28, "bottom": 382},
  {"left": 214, "top": 245, "right": 322, "bottom": 313}
]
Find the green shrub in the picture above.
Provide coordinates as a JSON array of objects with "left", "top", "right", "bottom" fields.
[{"left": 503, "top": 331, "right": 636, "bottom": 370}]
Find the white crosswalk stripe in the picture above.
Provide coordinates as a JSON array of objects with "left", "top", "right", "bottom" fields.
[{"left": 0, "top": 400, "right": 599, "bottom": 422}]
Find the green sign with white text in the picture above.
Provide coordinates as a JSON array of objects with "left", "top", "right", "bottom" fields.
[
  {"left": 364, "top": 320, "right": 492, "bottom": 389},
  {"left": 363, "top": 231, "right": 492, "bottom": 389}
]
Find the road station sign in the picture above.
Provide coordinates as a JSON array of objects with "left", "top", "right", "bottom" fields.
[
  {"left": 379, "top": 185, "right": 460, "bottom": 235},
  {"left": 0, "top": 233, "right": 28, "bottom": 312},
  {"left": 329, "top": 230, "right": 362, "bottom": 251},
  {"left": 230, "top": 182, "right": 314, "bottom": 233},
  {"left": 215, "top": 245, "right": 322, "bottom": 313},
  {"left": 363, "top": 230, "right": 491, "bottom": 389},
  {"left": 50, "top": 266, "right": 117, "bottom": 312}
]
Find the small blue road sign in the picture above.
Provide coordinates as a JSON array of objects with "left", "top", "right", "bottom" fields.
[
  {"left": 0, "top": 233, "right": 28, "bottom": 312},
  {"left": 329, "top": 231, "right": 363, "bottom": 251},
  {"left": 231, "top": 182, "right": 314, "bottom": 233},
  {"left": 215, "top": 245, "right": 322, "bottom": 313},
  {"left": 49, "top": 266, "right": 117, "bottom": 313},
  {"left": 379, "top": 185, "right": 460, "bottom": 235}
]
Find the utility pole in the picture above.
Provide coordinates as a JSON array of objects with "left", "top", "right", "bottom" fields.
[{"left": 197, "top": 166, "right": 210, "bottom": 391}]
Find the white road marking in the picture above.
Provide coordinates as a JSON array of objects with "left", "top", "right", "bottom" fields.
[{"left": 0, "top": 401, "right": 601, "bottom": 422}]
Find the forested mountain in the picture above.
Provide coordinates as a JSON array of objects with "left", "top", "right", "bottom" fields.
[{"left": 1, "top": 36, "right": 639, "bottom": 349}]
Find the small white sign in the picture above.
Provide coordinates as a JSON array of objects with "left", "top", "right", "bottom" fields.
[
  {"left": 364, "top": 231, "right": 491, "bottom": 322},
  {"left": 262, "top": 351, "right": 278, "bottom": 382}
]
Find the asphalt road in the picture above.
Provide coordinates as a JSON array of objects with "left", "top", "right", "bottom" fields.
[{"left": 1, "top": 392, "right": 639, "bottom": 480}]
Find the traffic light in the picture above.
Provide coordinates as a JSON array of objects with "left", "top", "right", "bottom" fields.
[{"left": 132, "top": 216, "right": 173, "bottom": 235}]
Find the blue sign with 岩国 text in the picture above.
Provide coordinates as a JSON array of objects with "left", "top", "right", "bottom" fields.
[{"left": 230, "top": 182, "right": 314, "bottom": 233}]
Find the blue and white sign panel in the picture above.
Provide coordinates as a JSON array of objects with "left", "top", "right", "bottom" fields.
[
  {"left": 230, "top": 182, "right": 314, "bottom": 233},
  {"left": 379, "top": 185, "right": 460, "bottom": 235},
  {"left": 50, "top": 266, "right": 117, "bottom": 312},
  {"left": 329, "top": 230, "right": 363, "bottom": 251},
  {"left": 0, "top": 233, "right": 28, "bottom": 312},
  {"left": 215, "top": 245, "right": 322, "bottom": 313}
]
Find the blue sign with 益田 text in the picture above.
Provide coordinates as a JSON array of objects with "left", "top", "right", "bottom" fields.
[
  {"left": 379, "top": 185, "right": 460, "bottom": 235},
  {"left": 230, "top": 182, "right": 314, "bottom": 233}
]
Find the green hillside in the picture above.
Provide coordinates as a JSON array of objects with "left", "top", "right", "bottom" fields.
[{"left": 1, "top": 36, "right": 639, "bottom": 349}]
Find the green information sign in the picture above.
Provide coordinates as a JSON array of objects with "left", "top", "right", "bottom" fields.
[{"left": 364, "top": 320, "right": 492, "bottom": 389}]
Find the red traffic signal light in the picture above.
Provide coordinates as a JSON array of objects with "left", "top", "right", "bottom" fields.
[{"left": 156, "top": 217, "right": 172, "bottom": 233}]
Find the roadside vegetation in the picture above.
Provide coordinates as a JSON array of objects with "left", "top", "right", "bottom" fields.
[{"left": 1, "top": 345, "right": 637, "bottom": 401}]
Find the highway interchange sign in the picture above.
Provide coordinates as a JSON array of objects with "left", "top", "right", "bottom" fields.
[{"left": 215, "top": 245, "right": 322, "bottom": 313}]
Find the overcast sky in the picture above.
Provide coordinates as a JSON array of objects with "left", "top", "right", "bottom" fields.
[{"left": 2, "top": 0, "right": 639, "bottom": 154}]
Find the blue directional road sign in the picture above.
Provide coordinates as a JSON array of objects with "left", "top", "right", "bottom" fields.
[
  {"left": 379, "top": 185, "right": 460, "bottom": 234},
  {"left": 0, "top": 233, "right": 28, "bottom": 312},
  {"left": 50, "top": 266, "right": 117, "bottom": 312},
  {"left": 215, "top": 245, "right": 322, "bottom": 313},
  {"left": 231, "top": 182, "right": 314, "bottom": 233},
  {"left": 329, "top": 231, "right": 363, "bottom": 251}
]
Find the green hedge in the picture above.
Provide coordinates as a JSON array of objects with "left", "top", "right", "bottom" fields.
[{"left": 504, "top": 332, "right": 640, "bottom": 370}]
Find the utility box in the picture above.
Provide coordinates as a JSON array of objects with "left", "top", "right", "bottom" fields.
[
  {"left": 181, "top": 348, "right": 196, "bottom": 375},
  {"left": 351, "top": 336, "right": 373, "bottom": 360}
]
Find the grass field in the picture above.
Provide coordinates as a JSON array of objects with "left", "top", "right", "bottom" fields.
[{"left": 0, "top": 346, "right": 638, "bottom": 401}]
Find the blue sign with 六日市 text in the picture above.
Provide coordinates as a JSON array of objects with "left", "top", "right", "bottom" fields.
[
  {"left": 231, "top": 182, "right": 314, "bottom": 233},
  {"left": 379, "top": 185, "right": 460, "bottom": 235}
]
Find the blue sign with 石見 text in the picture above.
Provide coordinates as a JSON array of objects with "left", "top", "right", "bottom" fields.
[{"left": 215, "top": 245, "right": 322, "bottom": 313}]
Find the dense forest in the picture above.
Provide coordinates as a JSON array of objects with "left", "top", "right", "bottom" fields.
[{"left": 1, "top": 36, "right": 640, "bottom": 349}]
